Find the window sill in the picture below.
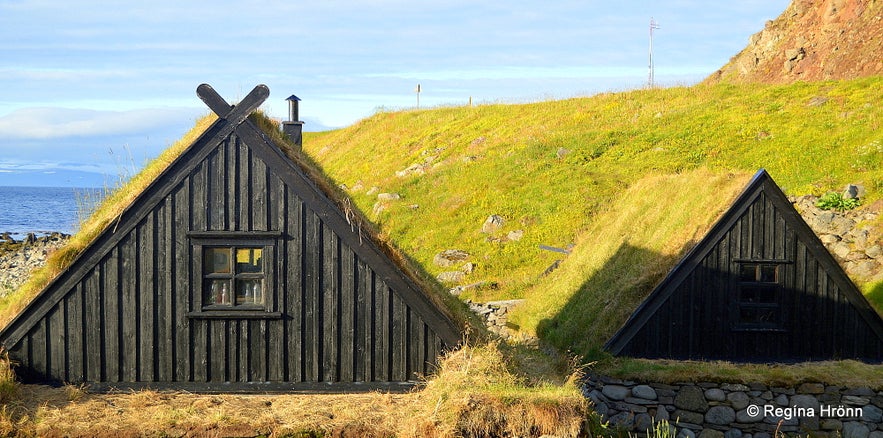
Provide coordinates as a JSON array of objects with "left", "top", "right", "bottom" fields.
[
  {"left": 187, "top": 311, "right": 283, "bottom": 320},
  {"left": 730, "top": 327, "right": 787, "bottom": 333}
]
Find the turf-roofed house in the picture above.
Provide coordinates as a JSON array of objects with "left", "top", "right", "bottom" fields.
[
  {"left": 0, "top": 84, "right": 465, "bottom": 392},
  {"left": 605, "top": 170, "right": 883, "bottom": 363}
]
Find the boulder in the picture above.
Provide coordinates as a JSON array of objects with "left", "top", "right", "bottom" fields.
[
  {"left": 675, "top": 385, "right": 709, "bottom": 412},
  {"left": 481, "top": 214, "right": 505, "bottom": 233},
  {"left": 433, "top": 249, "right": 470, "bottom": 267},
  {"left": 602, "top": 384, "right": 631, "bottom": 401},
  {"left": 705, "top": 406, "right": 736, "bottom": 425},
  {"left": 506, "top": 229, "right": 524, "bottom": 241},
  {"left": 704, "top": 388, "right": 726, "bottom": 402},
  {"left": 842, "top": 422, "right": 870, "bottom": 438},
  {"left": 436, "top": 271, "right": 464, "bottom": 283},
  {"left": 861, "top": 404, "right": 882, "bottom": 423},
  {"left": 790, "top": 394, "right": 820, "bottom": 411},
  {"left": 727, "top": 392, "right": 750, "bottom": 410},
  {"left": 635, "top": 413, "right": 653, "bottom": 432},
  {"left": 376, "top": 192, "right": 401, "bottom": 201},
  {"left": 632, "top": 384, "right": 658, "bottom": 400}
]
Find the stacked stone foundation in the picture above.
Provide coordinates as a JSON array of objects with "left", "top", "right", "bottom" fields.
[{"left": 584, "top": 374, "right": 883, "bottom": 438}]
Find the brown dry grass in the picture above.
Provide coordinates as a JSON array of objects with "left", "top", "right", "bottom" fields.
[
  {"left": 0, "top": 342, "right": 588, "bottom": 437},
  {"left": 3, "top": 385, "right": 420, "bottom": 437}
]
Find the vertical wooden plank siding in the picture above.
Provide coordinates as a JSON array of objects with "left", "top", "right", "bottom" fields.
[
  {"left": 339, "top": 246, "right": 355, "bottom": 382},
  {"left": 4, "top": 127, "right": 458, "bottom": 389},
  {"left": 84, "top": 268, "right": 102, "bottom": 381},
  {"left": 66, "top": 284, "right": 84, "bottom": 382},
  {"left": 48, "top": 303, "right": 65, "bottom": 381},
  {"left": 158, "top": 198, "right": 173, "bottom": 381},
  {"left": 30, "top": 319, "right": 47, "bottom": 379},
  {"left": 139, "top": 215, "right": 155, "bottom": 381},
  {"left": 304, "top": 209, "right": 320, "bottom": 381},
  {"left": 103, "top": 249, "right": 120, "bottom": 382},
  {"left": 174, "top": 181, "right": 191, "bottom": 381},
  {"left": 285, "top": 190, "right": 303, "bottom": 382},
  {"left": 322, "top": 224, "right": 338, "bottom": 382}
]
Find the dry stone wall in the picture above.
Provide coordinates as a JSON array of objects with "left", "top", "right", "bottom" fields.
[{"left": 584, "top": 374, "right": 883, "bottom": 438}]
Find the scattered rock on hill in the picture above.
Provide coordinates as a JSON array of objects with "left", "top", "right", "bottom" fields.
[
  {"left": 433, "top": 249, "right": 470, "bottom": 267},
  {"left": 481, "top": 214, "right": 505, "bottom": 233},
  {"left": 506, "top": 229, "right": 525, "bottom": 241},
  {"left": 376, "top": 192, "right": 401, "bottom": 201},
  {"left": 436, "top": 271, "right": 465, "bottom": 284}
]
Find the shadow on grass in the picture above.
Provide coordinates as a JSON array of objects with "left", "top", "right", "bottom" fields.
[
  {"left": 867, "top": 281, "right": 883, "bottom": 316},
  {"left": 535, "top": 243, "right": 681, "bottom": 362},
  {"left": 536, "top": 242, "right": 883, "bottom": 364}
]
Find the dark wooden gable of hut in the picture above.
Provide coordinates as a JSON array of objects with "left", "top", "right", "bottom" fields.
[
  {"left": 605, "top": 169, "right": 883, "bottom": 363},
  {"left": 0, "top": 84, "right": 463, "bottom": 391}
]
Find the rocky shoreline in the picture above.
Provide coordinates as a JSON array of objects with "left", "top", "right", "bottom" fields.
[{"left": 0, "top": 232, "right": 71, "bottom": 297}]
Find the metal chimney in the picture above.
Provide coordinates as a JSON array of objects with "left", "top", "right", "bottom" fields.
[{"left": 282, "top": 94, "right": 304, "bottom": 149}]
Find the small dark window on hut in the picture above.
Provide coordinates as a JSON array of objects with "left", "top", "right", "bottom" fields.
[
  {"left": 203, "top": 247, "right": 265, "bottom": 308},
  {"left": 186, "top": 231, "right": 282, "bottom": 318},
  {"left": 734, "top": 263, "right": 783, "bottom": 331}
]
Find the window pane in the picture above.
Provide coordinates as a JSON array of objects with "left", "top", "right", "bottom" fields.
[
  {"left": 236, "top": 279, "right": 263, "bottom": 305},
  {"left": 236, "top": 248, "right": 263, "bottom": 273},
  {"left": 739, "top": 307, "right": 777, "bottom": 324},
  {"left": 759, "top": 265, "right": 777, "bottom": 283},
  {"left": 206, "top": 279, "right": 231, "bottom": 305},
  {"left": 740, "top": 286, "right": 759, "bottom": 303},
  {"left": 205, "top": 248, "right": 232, "bottom": 274},
  {"left": 739, "top": 264, "right": 757, "bottom": 281},
  {"left": 757, "top": 286, "right": 777, "bottom": 303},
  {"left": 741, "top": 286, "right": 777, "bottom": 304}
]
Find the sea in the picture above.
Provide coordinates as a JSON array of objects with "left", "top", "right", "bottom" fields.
[{"left": 0, "top": 186, "right": 105, "bottom": 237}]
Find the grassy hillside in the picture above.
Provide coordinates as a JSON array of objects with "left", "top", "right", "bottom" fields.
[
  {"left": 304, "top": 77, "right": 883, "bottom": 314},
  {"left": 509, "top": 170, "right": 753, "bottom": 357}
]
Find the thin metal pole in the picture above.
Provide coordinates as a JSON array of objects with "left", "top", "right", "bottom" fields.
[
  {"left": 649, "top": 18, "right": 660, "bottom": 87},
  {"left": 415, "top": 84, "right": 421, "bottom": 109}
]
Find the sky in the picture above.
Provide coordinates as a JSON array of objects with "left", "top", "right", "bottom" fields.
[{"left": 0, "top": 0, "right": 791, "bottom": 187}]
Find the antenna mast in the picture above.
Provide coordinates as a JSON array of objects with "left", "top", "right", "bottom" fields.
[{"left": 649, "top": 17, "right": 660, "bottom": 87}]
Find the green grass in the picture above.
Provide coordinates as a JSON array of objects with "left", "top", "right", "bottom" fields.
[
  {"left": 303, "top": 77, "right": 883, "bottom": 383},
  {"left": 507, "top": 169, "right": 752, "bottom": 357},
  {"left": 305, "top": 77, "right": 883, "bottom": 306}
]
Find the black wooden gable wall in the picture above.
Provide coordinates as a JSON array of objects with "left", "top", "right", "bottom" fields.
[
  {"left": 0, "top": 84, "right": 462, "bottom": 391},
  {"left": 605, "top": 170, "right": 883, "bottom": 363}
]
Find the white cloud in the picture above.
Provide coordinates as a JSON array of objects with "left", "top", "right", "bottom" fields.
[{"left": 0, "top": 107, "right": 199, "bottom": 139}]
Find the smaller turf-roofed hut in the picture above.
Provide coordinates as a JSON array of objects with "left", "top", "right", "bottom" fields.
[
  {"left": 0, "top": 84, "right": 464, "bottom": 391},
  {"left": 605, "top": 169, "right": 883, "bottom": 363}
]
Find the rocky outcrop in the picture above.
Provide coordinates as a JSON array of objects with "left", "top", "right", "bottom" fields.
[
  {"left": 0, "top": 232, "right": 70, "bottom": 297},
  {"left": 706, "top": 0, "right": 883, "bottom": 84},
  {"left": 791, "top": 194, "right": 883, "bottom": 283},
  {"left": 468, "top": 299, "right": 524, "bottom": 337}
]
